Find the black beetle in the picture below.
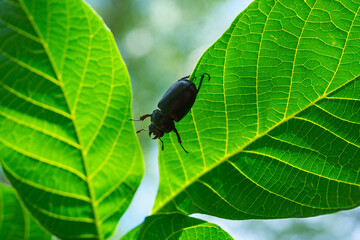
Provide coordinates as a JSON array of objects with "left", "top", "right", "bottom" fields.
[{"left": 130, "top": 73, "right": 210, "bottom": 153}]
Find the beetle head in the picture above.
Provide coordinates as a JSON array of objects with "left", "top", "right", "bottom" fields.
[
  {"left": 150, "top": 109, "right": 174, "bottom": 133},
  {"left": 148, "top": 122, "right": 164, "bottom": 139}
]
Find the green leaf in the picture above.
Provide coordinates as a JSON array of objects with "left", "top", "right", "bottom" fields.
[
  {"left": 0, "top": 0, "right": 143, "bottom": 239},
  {"left": 119, "top": 225, "right": 141, "bottom": 240},
  {"left": 0, "top": 184, "right": 51, "bottom": 240},
  {"left": 154, "top": 0, "right": 360, "bottom": 219},
  {"left": 120, "top": 214, "right": 234, "bottom": 240}
]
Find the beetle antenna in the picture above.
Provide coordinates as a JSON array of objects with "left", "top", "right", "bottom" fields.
[
  {"left": 196, "top": 73, "right": 210, "bottom": 93},
  {"left": 173, "top": 128, "right": 188, "bottom": 153},
  {"left": 159, "top": 138, "right": 164, "bottom": 151},
  {"left": 136, "top": 129, "right": 148, "bottom": 134},
  {"left": 129, "top": 114, "right": 152, "bottom": 121}
]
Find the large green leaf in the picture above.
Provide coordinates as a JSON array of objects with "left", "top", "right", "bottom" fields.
[
  {"left": 120, "top": 214, "right": 234, "bottom": 240},
  {"left": 0, "top": 184, "right": 51, "bottom": 240},
  {"left": 154, "top": 0, "right": 360, "bottom": 219},
  {"left": 0, "top": 0, "right": 143, "bottom": 239}
]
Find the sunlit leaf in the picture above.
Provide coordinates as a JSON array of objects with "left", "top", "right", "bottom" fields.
[
  {"left": 120, "top": 214, "right": 234, "bottom": 240},
  {"left": 0, "top": 0, "right": 143, "bottom": 239},
  {"left": 154, "top": 0, "right": 360, "bottom": 219},
  {"left": 0, "top": 184, "right": 51, "bottom": 240}
]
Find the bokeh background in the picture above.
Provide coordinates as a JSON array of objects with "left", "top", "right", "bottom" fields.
[{"left": 1, "top": 0, "right": 359, "bottom": 239}]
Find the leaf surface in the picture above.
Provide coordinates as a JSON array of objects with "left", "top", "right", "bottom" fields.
[
  {"left": 154, "top": 0, "right": 360, "bottom": 219},
  {"left": 0, "top": 0, "right": 143, "bottom": 239},
  {"left": 120, "top": 214, "right": 234, "bottom": 240},
  {"left": 0, "top": 184, "right": 51, "bottom": 240}
]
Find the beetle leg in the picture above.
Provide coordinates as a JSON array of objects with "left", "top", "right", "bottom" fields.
[
  {"left": 173, "top": 127, "right": 188, "bottom": 153},
  {"left": 129, "top": 114, "right": 152, "bottom": 121},
  {"left": 159, "top": 138, "right": 164, "bottom": 151},
  {"left": 196, "top": 73, "right": 210, "bottom": 93},
  {"left": 136, "top": 129, "right": 148, "bottom": 134}
]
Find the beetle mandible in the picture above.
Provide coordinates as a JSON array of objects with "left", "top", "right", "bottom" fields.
[{"left": 130, "top": 73, "right": 210, "bottom": 153}]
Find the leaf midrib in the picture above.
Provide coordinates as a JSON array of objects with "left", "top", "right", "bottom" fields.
[
  {"left": 18, "top": 0, "right": 102, "bottom": 238},
  {"left": 154, "top": 74, "right": 360, "bottom": 214}
]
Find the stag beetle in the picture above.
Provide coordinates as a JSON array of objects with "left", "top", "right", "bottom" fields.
[{"left": 130, "top": 73, "right": 210, "bottom": 153}]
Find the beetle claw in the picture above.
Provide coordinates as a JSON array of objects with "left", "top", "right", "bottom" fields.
[
  {"left": 159, "top": 138, "right": 164, "bottom": 151},
  {"left": 196, "top": 73, "right": 210, "bottom": 93},
  {"left": 149, "top": 131, "right": 158, "bottom": 139},
  {"left": 173, "top": 127, "right": 188, "bottom": 153}
]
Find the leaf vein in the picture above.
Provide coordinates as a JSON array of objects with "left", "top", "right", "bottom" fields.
[
  {"left": 0, "top": 81, "right": 72, "bottom": 119},
  {"left": 84, "top": 32, "right": 114, "bottom": 155},
  {"left": 293, "top": 116, "right": 360, "bottom": 149},
  {"left": 256, "top": 0, "right": 279, "bottom": 132},
  {"left": 28, "top": 201, "right": 95, "bottom": 223},
  {"left": 284, "top": 0, "right": 316, "bottom": 118},
  {"left": 0, "top": 137, "right": 87, "bottom": 181},
  {"left": 324, "top": 4, "right": 360, "bottom": 93},
  {"left": 0, "top": 17, "right": 40, "bottom": 42},
  {"left": 95, "top": 151, "right": 137, "bottom": 205},
  {"left": 0, "top": 48, "right": 60, "bottom": 86},
  {"left": 314, "top": 103, "right": 360, "bottom": 125},
  {"left": 1, "top": 161, "right": 90, "bottom": 202},
  {"left": 242, "top": 150, "right": 359, "bottom": 187},
  {"left": 0, "top": 110, "right": 80, "bottom": 149}
]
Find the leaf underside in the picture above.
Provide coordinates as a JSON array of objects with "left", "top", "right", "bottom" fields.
[
  {"left": 0, "top": 0, "right": 143, "bottom": 239},
  {"left": 154, "top": 0, "right": 360, "bottom": 220}
]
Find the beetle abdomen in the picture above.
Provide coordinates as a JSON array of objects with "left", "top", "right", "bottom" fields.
[{"left": 158, "top": 79, "right": 197, "bottom": 122}]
